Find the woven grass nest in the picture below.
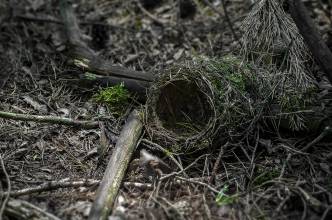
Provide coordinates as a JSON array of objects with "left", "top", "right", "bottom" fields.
[
  {"left": 144, "top": 56, "right": 271, "bottom": 151},
  {"left": 143, "top": 0, "right": 322, "bottom": 152}
]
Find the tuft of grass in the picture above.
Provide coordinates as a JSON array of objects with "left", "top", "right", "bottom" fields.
[
  {"left": 215, "top": 185, "right": 238, "bottom": 206},
  {"left": 93, "top": 83, "right": 130, "bottom": 114},
  {"left": 252, "top": 168, "right": 280, "bottom": 187}
]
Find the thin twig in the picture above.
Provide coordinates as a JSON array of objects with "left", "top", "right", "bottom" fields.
[
  {"left": 175, "top": 176, "right": 219, "bottom": 194},
  {"left": 0, "top": 179, "right": 152, "bottom": 197},
  {"left": 249, "top": 131, "right": 259, "bottom": 180},
  {"left": 0, "top": 111, "right": 99, "bottom": 129},
  {"left": 203, "top": 0, "right": 241, "bottom": 46},
  {"left": 279, "top": 153, "right": 292, "bottom": 180},
  {"left": 0, "top": 154, "right": 11, "bottom": 220},
  {"left": 135, "top": 0, "right": 169, "bottom": 26},
  {"left": 1, "top": 179, "right": 98, "bottom": 197},
  {"left": 6, "top": 199, "right": 62, "bottom": 220},
  {"left": 321, "top": 205, "right": 332, "bottom": 220},
  {"left": 301, "top": 126, "right": 332, "bottom": 151},
  {"left": 160, "top": 154, "right": 208, "bottom": 181},
  {"left": 141, "top": 139, "right": 185, "bottom": 173},
  {"left": 209, "top": 143, "right": 227, "bottom": 184}
]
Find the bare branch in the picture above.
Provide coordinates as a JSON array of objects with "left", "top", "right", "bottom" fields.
[
  {"left": 88, "top": 110, "right": 143, "bottom": 220},
  {"left": 0, "top": 111, "right": 99, "bottom": 129}
]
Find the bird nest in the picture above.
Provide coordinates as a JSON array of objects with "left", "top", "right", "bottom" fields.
[{"left": 144, "top": 56, "right": 269, "bottom": 151}]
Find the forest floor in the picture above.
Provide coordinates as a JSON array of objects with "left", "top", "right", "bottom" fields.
[{"left": 1, "top": 0, "right": 332, "bottom": 219}]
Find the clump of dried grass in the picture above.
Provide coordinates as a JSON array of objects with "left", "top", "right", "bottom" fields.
[
  {"left": 241, "top": 0, "right": 313, "bottom": 89},
  {"left": 241, "top": 0, "right": 318, "bottom": 131}
]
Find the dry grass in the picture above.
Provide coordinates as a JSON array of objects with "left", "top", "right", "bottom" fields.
[{"left": 241, "top": 0, "right": 314, "bottom": 90}]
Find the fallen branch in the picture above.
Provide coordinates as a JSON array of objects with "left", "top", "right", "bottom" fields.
[
  {"left": 141, "top": 139, "right": 185, "bottom": 172},
  {"left": 136, "top": 0, "right": 169, "bottom": 26},
  {"left": 0, "top": 179, "right": 152, "bottom": 197},
  {"left": 59, "top": 0, "right": 154, "bottom": 89},
  {"left": 79, "top": 72, "right": 150, "bottom": 97},
  {"left": 208, "top": 142, "right": 227, "bottom": 184},
  {"left": 175, "top": 176, "right": 219, "bottom": 194},
  {"left": 1, "top": 179, "right": 98, "bottom": 197},
  {"left": 159, "top": 154, "right": 208, "bottom": 181},
  {"left": 5, "top": 199, "right": 61, "bottom": 220},
  {"left": 72, "top": 54, "right": 153, "bottom": 82},
  {"left": 288, "top": 0, "right": 332, "bottom": 84},
  {"left": 0, "top": 111, "right": 99, "bottom": 129},
  {"left": 0, "top": 176, "right": 219, "bottom": 198},
  {"left": 88, "top": 110, "right": 143, "bottom": 220},
  {"left": 301, "top": 126, "right": 332, "bottom": 151}
]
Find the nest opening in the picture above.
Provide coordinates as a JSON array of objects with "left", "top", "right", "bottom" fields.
[{"left": 155, "top": 80, "right": 212, "bottom": 137}]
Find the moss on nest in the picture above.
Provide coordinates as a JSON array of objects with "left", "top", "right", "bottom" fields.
[{"left": 144, "top": 55, "right": 271, "bottom": 152}]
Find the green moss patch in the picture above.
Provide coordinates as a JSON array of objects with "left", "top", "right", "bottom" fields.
[{"left": 93, "top": 83, "right": 130, "bottom": 114}]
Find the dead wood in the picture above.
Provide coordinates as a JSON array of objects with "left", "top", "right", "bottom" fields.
[
  {"left": 0, "top": 111, "right": 99, "bottom": 129},
  {"left": 71, "top": 47, "right": 154, "bottom": 82},
  {"left": 0, "top": 179, "right": 152, "bottom": 197},
  {"left": 5, "top": 199, "right": 61, "bottom": 220},
  {"left": 79, "top": 72, "right": 150, "bottom": 97},
  {"left": 59, "top": 0, "right": 154, "bottom": 92},
  {"left": 288, "top": 0, "right": 332, "bottom": 84},
  {"left": 88, "top": 110, "right": 143, "bottom": 220}
]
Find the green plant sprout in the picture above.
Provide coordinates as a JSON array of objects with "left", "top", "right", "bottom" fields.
[{"left": 215, "top": 185, "right": 238, "bottom": 206}]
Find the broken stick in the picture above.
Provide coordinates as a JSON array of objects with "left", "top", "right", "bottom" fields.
[
  {"left": 0, "top": 111, "right": 99, "bottom": 129},
  {"left": 5, "top": 199, "right": 61, "bottom": 220},
  {"left": 88, "top": 110, "right": 143, "bottom": 220},
  {"left": 59, "top": 0, "right": 154, "bottom": 90}
]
